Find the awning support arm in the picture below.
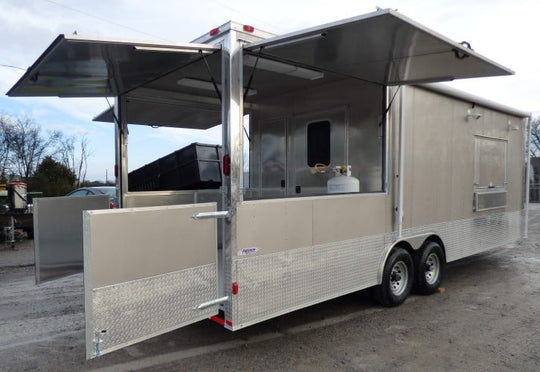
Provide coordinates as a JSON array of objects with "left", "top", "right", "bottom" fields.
[
  {"left": 200, "top": 51, "right": 222, "bottom": 102},
  {"left": 243, "top": 48, "right": 262, "bottom": 102}
]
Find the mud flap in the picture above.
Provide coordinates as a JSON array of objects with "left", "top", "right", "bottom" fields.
[{"left": 83, "top": 203, "right": 219, "bottom": 359}]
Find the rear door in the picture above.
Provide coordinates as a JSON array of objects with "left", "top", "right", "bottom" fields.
[{"left": 83, "top": 203, "right": 218, "bottom": 359}]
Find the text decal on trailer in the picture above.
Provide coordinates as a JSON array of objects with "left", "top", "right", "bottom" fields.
[{"left": 238, "top": 247, "right": 259, "bottom": 256}]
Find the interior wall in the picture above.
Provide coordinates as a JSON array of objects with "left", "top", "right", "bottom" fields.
[{"left": 248, "top": 78, "right": 384, "bottom": 199}]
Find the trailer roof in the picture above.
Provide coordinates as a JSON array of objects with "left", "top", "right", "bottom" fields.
[{"left": 420, "top": 83, "right": 531, "bottom": 118}]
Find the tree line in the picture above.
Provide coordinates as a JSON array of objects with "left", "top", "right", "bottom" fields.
[
  {"left": 530, "top": 117, "right": 540, "bottom": 158},
  {"left": 0, "top": 113, "right": 94, "bottom": 196}
]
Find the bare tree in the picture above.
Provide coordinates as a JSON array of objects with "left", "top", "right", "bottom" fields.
[
  {"left": 8, "top": 116, "right": 61, "bottom": 180},
  {"left": 0, "top": 115, "right": 15, "bottom": 181},
  {"left": 57, "top": 134, "right": 91, "bottom": 188},
  {"left": 530, "top": 117, "right": 540, "bottom": 158}
]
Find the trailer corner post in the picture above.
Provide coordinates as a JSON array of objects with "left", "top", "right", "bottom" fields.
[
  {"left": 114, "top": 95, "right": 129, "bottom": 208},
  {"left": 221, "top": 28, "right": 244, "bottom": 325},
  {"left": 397, "top": 87, "right": 406, "bottom": 238},
  {"left": 524, "top": 116, "right": 532, "bottom": 239}
]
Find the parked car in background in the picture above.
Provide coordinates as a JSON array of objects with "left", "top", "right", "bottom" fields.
[{"left": 66, "top": 186, "right": 117, "bottom": 208}]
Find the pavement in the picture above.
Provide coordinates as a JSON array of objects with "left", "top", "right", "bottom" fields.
[{"left": 0, "top": 207, "right": 538, "bottom": 371}]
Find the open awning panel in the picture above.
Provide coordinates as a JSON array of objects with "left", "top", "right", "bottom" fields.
[
  {"left": 245, "top": 9, "right": 513, "bottom": 85},
  {"left": 7, "top": 35, "right": 220, "bottom": 97}
]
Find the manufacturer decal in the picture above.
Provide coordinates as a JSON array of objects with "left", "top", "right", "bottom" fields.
[{"left": 238, "top": 247, "right": 259, "bottom": 256}]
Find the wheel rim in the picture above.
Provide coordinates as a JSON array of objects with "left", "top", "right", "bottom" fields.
[
  {"left": 390, "top": 261, "right": 409, "bottom": 296},
  {"left": 424, "top": 252, "right": 440, "bottom": 285}
]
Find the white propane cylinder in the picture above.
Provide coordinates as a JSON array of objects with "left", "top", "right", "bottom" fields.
[{"left": 327, "top": 175, "right": 360, "bottom": 194}]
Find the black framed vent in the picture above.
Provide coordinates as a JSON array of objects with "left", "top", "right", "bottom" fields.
[{"left": 307, "top": 121, "right": 331, "bottom": 167}]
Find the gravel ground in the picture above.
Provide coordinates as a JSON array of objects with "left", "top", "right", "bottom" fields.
[{"left": 0, "top": 207, "right": 538, "bottom": 371}]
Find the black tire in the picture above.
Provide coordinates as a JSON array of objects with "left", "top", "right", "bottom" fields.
[
  {"left": 414, "top": 241, "right": 445, "bottom": 295},
  {"left": 373, "top": 247, "right": 414, "bottom": 307}
]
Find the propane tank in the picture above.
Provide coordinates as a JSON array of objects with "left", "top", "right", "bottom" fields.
[{"left": 327, "top": 166, "right": 360, "bottom": 194}]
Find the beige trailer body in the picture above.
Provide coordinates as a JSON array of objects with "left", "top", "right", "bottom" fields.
[{"left": 7, "top": 9, "right": 530, "bottom": 359}]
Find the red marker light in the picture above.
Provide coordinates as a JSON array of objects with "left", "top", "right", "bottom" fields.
[
  {"left": 209, "top": 27, "right": 219, "bottom": 36},
  {"left": 232, "top": 282, "right": 238, "bottom": 295},
  {"left": 243, "top": 25, "right": 254, "bottom": 33},
  {"left": 223, "top": 154, "right": 230, "bottom": 176}
]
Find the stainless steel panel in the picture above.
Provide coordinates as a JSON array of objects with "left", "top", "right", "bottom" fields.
[
  {"left": 246, "top": 9, "right": 512, "bottom": 85},
  {"left": 84, "top": 203, "right": 217, "bottom": 358},
  {"left": 34, "top": 195, "right": 109, "bottom": 284},
  {"left": 291, "top": 108, "right": 346, "bottom": 196},
  {"left": 124, "top": 189, "right": 222, "bottom": 208},
  {"left": 249, "top": 79, "right": 384, "bottom": 199},
  {"left": 260, "top": 117, "right": 287, "bottom": 198},
  {"left": 7, "top": 35, "right": 220, "bottom": 97}
]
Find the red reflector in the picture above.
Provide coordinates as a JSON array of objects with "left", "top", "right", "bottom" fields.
[
  {"left": 243, "top": 25, "right": 254, "bottom": 33},
  {"left": 114, "top": 164, "right": 118, "bottom": 178},
  {"left": 225, "top": 320, "right": 233, "bottom": 327},
  {"left": 232, "top": 282, "right": 238, "bottom": 295},
  {"left": 223, "top": 154, "right": 230, "bottom": 176},
  {"left": 210, "top": 315, "right": 225, "bottom": 327},
  {"left": 209, "top": 27, "right": 219, "bottom": 36}
]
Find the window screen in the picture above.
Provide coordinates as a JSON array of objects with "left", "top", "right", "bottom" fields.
[{"left": 307, "top": 121, "right": 331, "bottom": 167}]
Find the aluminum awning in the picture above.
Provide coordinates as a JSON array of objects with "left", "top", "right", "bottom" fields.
[
  {"left": 244, "top": 9, "right": 513, "bottom": 85},
  {"left": 93, "top": 88, "right": 222, "bottom": 129},
  {"left": 7, "top": 35, "right": 221, "bottom": 97}
]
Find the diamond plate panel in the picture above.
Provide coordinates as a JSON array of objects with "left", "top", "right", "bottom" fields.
[
  {"left": 234, "top": 210, "right": 524, "bottom": 328},
  {"left": 86, "top": 263, "right": 216, "bottom": 358},
  {"left": 403, "top": 210, "right": 522, "bottom": 262},
  {"left": 235, "top": 234, "right": 385, "bottom": 328}
]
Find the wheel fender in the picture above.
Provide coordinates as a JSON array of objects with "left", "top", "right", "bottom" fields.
[{"left": 377, "top": 232, "right": 437, "bottom": 284}]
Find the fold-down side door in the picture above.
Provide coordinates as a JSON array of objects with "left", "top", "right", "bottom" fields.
[{"left": 83, "top": 203, "right": 218, "bottom": 359}]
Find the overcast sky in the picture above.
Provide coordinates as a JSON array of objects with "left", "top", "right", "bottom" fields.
[{"left": 0, "top": 0, "right": 538, "bottom": 181}]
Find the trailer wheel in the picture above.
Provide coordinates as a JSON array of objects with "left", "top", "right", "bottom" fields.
[
  {"left": 414, "top": 242, "right": 444, "bottom": 294},
  {"left": 373, "top": 248, "right": 413, "bottom": 307}
]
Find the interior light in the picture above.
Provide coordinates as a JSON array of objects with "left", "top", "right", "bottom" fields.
[
  {"left": 263, "top": 32, "right": 327, "bottom": 50},
  {"left": 134, "top": 45, "right": 213, "bottom": 54},
  {"left": 177, "top": 78, "right": 257, "bottom": 96},
  {"left": 243, "top": 55, "right": 324, "bottom": 80}
]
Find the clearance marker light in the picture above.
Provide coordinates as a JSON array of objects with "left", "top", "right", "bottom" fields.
[
  {"left": 209, "top": 27, "right": 219, "bottom": 36},
  {"left": 243, "top": 25, "right": 254, "bottom": 32},
  {"left": 223, "top": 154, "right": 231, "bottom": 176}
]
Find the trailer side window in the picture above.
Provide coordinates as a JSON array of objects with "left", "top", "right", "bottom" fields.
[{"left": 307, "top": 121, "right": 331, "bottom": 167}]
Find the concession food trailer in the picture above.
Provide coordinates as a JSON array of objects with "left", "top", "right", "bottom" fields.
[{"left": 7, "top": 8, "right": 531, "bottom": 359}]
